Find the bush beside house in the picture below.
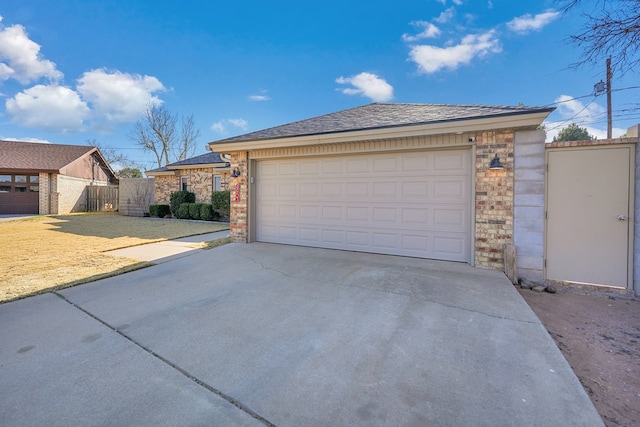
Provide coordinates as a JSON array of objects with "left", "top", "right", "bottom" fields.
[{"left": 212, "top": 190, "right": 230, "bottom": 218}]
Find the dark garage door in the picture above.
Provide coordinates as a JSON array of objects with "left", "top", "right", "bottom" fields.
[{"left": 0, "top": 174, "right": 39, "bottom": 214}]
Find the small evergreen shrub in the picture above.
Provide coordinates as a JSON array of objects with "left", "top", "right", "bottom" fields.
[
  {"left": 170, "top": 191, "right": 196, "bottom": 216},
  {"left": 149, "top": 204, "right": 171, "bottom": 218},
  {"left": 212, "top": 190, "right": 231, "bottom": 217},
  {"left": 200, "top": 204, "right": 214, "bottom": 221},
  {"left": 189, "top": 203, "right": 203, "bottom": 220},
  {"left": 177, "top": 203, "right": 192, "bottom": 219}
]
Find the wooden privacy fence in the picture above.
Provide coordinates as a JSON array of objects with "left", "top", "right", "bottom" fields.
[{"left": 86, "top": 185, "right": 119, "bottom": 212}]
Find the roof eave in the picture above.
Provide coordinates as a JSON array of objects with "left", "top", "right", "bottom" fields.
[
  {"left": 208, "top": 110, "right": 553, "bottom": 153},
  {"left": 145, "top": 170, "right": 176, "bottom": 176},
  {"left": 170, "top": 163, "right": 230, "bottom": 170}
]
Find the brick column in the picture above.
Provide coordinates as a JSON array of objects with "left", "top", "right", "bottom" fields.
[
  {"left": 229, "top": 151, "right": 249, "bottom": 242},
  {"left": 475, "top": 130, "right": 514, "bottom": 269}
]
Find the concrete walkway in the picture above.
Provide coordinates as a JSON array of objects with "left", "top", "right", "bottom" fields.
[
  {"left": 0, "top": 243, "right": 604, "bottom": 426},
  {"left": 105, "top": 230, "right": 230, "bottom": 263}
]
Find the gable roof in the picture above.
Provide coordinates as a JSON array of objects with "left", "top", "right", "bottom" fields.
[
  {"left": 0, "top": 140, "right": 98, "bottom": 172},
  {"left": 145, "top": 151, "right": 230, "bottom": 175},
  {"left": 212, "top": 103, "right": 555, "bottom": 144}
]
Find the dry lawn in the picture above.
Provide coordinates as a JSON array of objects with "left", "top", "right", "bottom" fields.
[{"left": 0, "top": 213, "right": 229, "bottom": 302}]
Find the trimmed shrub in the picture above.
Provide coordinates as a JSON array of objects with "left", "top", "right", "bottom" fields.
[
  {"left": 189, "top": 203, "right": 203, "bottom": 220},
  {"left": 200, "top": 203, "right": 214, "bottom": 221},
  {"left": 177, "top": 203, "right": 192, "bottom": 219},
  {"left": 212, "top": 190, "right": 231, "bottom": 217},
  {"left": 170, "top": 190, "right": 196, "bottom": 216},
  {"left": 149, "top": 204, "right": 171, "bottom": 218}
]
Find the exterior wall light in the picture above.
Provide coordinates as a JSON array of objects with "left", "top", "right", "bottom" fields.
[
  {"left": 489, "top": 154, "right": 504, "bottom": 170},
  {"left": 231, "top": 168, "right": 241, "bottom": 178}
]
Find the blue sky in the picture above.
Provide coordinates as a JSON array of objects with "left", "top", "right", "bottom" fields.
[{"left": 1, "top": 0, "right": 638, "bottom": 171}]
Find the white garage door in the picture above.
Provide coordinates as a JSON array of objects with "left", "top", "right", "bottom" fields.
[{"left": 255, "top": 149, "right": 471, "bottom": 262}]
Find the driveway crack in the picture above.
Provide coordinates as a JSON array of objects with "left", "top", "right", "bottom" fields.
[{"left": 53, "top": 291, "right": 276, "bottom": 427}]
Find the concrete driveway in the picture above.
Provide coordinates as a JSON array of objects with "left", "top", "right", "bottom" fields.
[{"left": 0, "top": 243, "right": 603, "bottom": 426}]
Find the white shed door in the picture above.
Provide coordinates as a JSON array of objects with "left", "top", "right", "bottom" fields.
[{"left": 255, "top": 149, "right": 472, "bottom": 262}]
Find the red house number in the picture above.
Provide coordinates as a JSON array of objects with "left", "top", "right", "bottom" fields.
[{"left": 235, "top": 183, "right": 240, "bottom": 202}]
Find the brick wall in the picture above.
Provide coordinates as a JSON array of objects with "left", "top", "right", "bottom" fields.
[
  {"left": 229, "top": 152, "right": 248, "bottom": 242},
  {"left": 57, "top": 175, "right": 106, "bottom": 214},
  {"left": 154, "top": 175, "right": 179, "bottom": 205},
  {"left": 38, "top": 172, "right": 51, "bottom": 215},
  {"left": 153, "top": 170, "right": 230, "bottom": 205},
  {"left": 475, "top": 130, "right": 514, "bottom": 269}
]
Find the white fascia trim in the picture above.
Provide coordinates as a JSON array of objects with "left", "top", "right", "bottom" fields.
[
  {"left": 208, "top": 111, "right": 551, "bottom": 153},
  {"left": 170, "top": 163, "right": 229, "bottom": 170}
]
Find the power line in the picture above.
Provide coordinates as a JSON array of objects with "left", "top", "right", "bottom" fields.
[{"left": 545, "top": 97, "right": 600, "bottom": 131}]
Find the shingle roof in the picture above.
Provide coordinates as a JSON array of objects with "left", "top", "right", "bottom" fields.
[
  {"left": 145, "top": 151, "right": 228, "bottom": 174},
  {"left": 0, "top": 140, "right": 96, "bottom": 171},
  {"left": 212, "top": 102, "right": 555, "bottom": 144}
]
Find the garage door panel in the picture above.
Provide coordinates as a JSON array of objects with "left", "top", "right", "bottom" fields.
[
  {"left": 402, "top": 181, "right": 429, "bottom": 197},
  {"left": 322, "top": 160, "right": 343, "bottom": 174},
  {"left": 346, "top": 206, "right": 369, "bottom": 221},
  {"left": 299, "top": 205, "right": 319, "bottom": 218},
  {"left": 346, "top": 182, "right": 369, "bottom": 197},
  {"left": 347, "top": 158, "right": 369, "bottom": 173},
  {"left": 434, "top": 151, "right": 467, "bottom": 170},
  {"left": 300, "top": 160, "right": 320, "bottom": 174},
  {"left": 322, "top": 183, "right": 342, "bottom": 196},
  {"left": 433, "top": 179, "right": 466, "bottom": 199},
  {"left": 434, "top": 208, "right": 465, "bottom": 227},
  {"left": 278, "top": 183, "right": 297, "bottom": 197},
  {"left": 256, "top": 150, "right": 471, "bottom": 262},
  {"left": 402, "top": 155, "right": 430, "bottom": 171},
  {"left": 299, "top": 183, "right": 318, "bottom": 196},
  {"left": 322, "top": 206, "right": 342, "bottom": 220},
  {"left": 346, "top": 231, "right": 369, "bottom": 246}
]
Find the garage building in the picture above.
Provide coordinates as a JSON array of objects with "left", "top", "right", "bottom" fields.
[{"left": 208, "top": 103, "right": 554, "bottom": 273}]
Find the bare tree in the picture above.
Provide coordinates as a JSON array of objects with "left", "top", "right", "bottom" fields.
[
  {"left": 174, "top": 114, "right": 200, "bottom": 162},
  {"left": 130, "top": 103, "right": 200, "bottom": 168},
  {"left": 88, "top": 138, "right": 145, "bottom": 173},
  {"left": 562, "top": 0, "right": 640, "bottom": 75},
  {"left": 88, "top": 138, "right": 128, "bottom": 166}
]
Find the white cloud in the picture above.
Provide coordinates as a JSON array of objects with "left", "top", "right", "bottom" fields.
[
  {"left": 1, "top": 136, "right": 53, "bottom": 143},
  {"left": 0, "top": 16, "right": 62, "bottom": 84},
  {"left": 408, "top": 30, "right": 501, "bottom": 73},
  {"left": 4, "top": 69, "right": 166, "bottom": 133},
  {"left": 336, "top": 72, "right": 394, "bottom": 102},
  {"left": 434, "top": 7, "right": 456, "bottom": 24},
  {"left": 77, "top": 69, "right": 165, "bottom": 123},
  {"left": 249, "top": 94, "right": 270, "bottom": 101},
  {"left": 453, "top": 0, "right": 463, "bottom": 4},
  {"left": 5, "top": 85, "right": 89, "bottom": 132},
  {"left": 488, "top": 1, "right": 494, "bottom": 9},
  {"left": 211, "top": 118, "right": 248, "bottom": 134},
  {"left": 507, "top": 10, "right": 560, "bottom": 34},
  {"left": 543, "top": 95, "right": 626, "bottom": 141},
  {"left": 402, "top": 21, "right": 441, "bottom": 42},
  {"left": 555, "top": 94, "right": 605, "bottom": 122}
]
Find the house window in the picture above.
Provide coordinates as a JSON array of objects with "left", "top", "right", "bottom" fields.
[
  {"left": 0, "top": 175, "right": 9, "bottom": 193},
  {"left": 181, "top": 176, "right": 188, "bottom": 191},
  {"left": 0, "top": 174, "right": 39, "bottom": 192},
  {"left": 213, "top": 175, "right": 221, "bottom": 192}
]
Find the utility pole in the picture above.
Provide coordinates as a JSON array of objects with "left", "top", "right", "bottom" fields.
[{"left": 606, "top": 56, "right": 612, "bottom": 139}]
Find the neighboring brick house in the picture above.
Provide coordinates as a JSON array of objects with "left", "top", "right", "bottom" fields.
[
  {"left": 146, "top": 152, "right": 231, "bottom": 205},
  {"left": 208, "top": 102, "right": 554, "bottom": 278},
  {"left": 0, "top": 140, "right": 118, "bottom": 215}
]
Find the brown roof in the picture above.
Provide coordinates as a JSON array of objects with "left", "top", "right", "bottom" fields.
[{"left": 0, "top": 140, "right": 97, "bottom": 172}]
